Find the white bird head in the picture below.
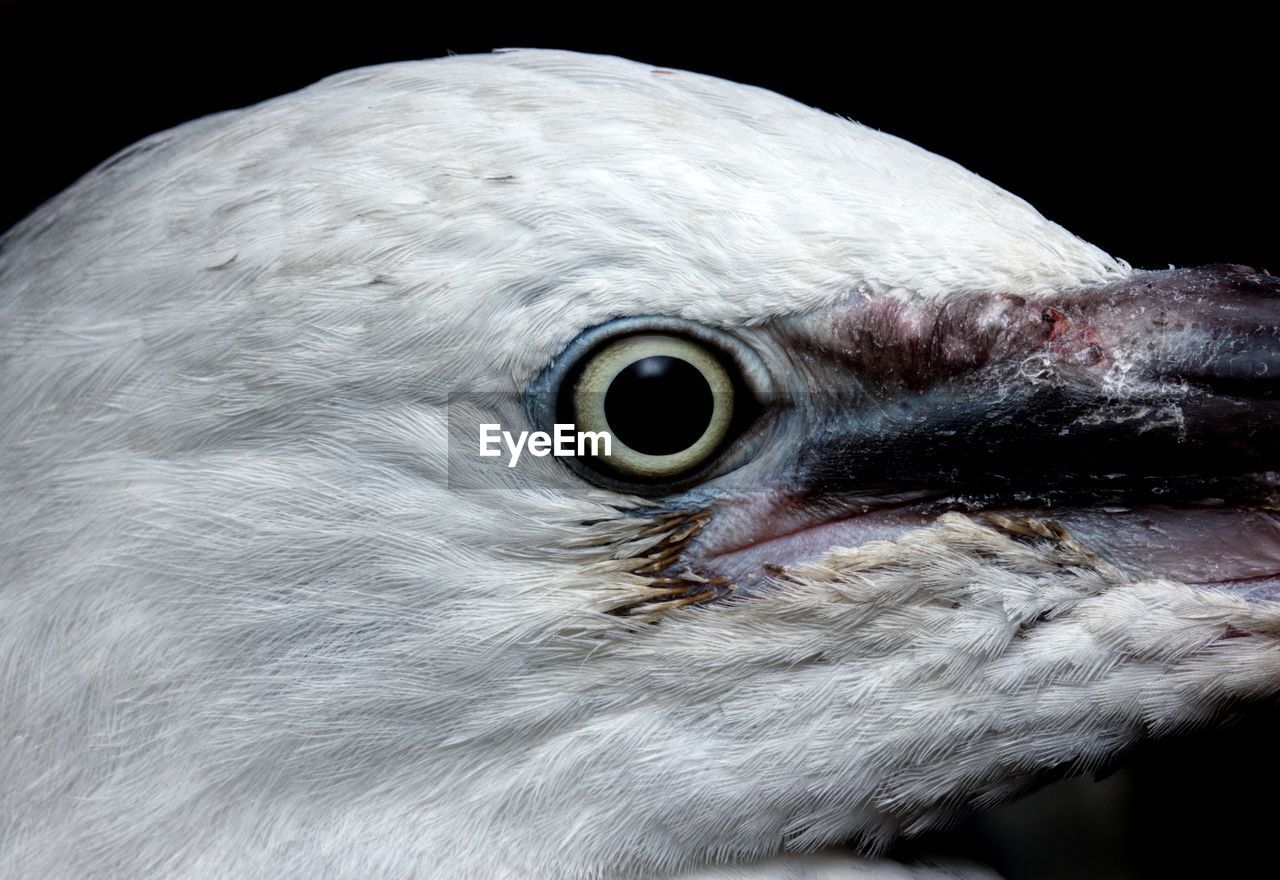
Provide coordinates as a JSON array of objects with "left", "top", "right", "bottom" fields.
[{"left": 3, "top": 49, "right": 1278, "bottom": 879}]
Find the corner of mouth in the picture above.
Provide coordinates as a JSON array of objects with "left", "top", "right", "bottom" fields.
[{"left": 689, "top": 489, "right": 1280, "bottom": 605}]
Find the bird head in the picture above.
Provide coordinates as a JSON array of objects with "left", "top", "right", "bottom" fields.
[{"left": 2, "top": 49, "right": 1278, "bottom": 879}]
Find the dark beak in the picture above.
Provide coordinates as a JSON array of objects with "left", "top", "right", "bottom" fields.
[{"left": 796, "top": 264, "right": 1280, "bottom": 511}]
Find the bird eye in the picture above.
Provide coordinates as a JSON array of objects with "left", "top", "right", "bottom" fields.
[
  {"left": 572, "top": 335, "right": 735, "bottom": 480},
  {"left": 533, "top": 318, "right": 769, "bottom": 493}
]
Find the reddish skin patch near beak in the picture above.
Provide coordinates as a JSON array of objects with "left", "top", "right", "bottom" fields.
[{"left": 785, "top": 288, "right": 1120, "bottom": 397}]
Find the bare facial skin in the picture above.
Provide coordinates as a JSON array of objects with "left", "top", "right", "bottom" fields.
[{"left": 689, "top": 266, "right": 1280, "bottom": 602}]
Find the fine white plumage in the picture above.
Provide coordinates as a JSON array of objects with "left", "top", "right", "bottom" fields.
[{"left": 2, "top": 50, "right": 1278, "bottom": 880}]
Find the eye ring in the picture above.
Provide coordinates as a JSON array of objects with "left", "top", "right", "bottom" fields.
[
  {"left": 572, "top": 334, "right": 734, "bottom": 480},
  {"left": 529, "top": 316, "right": 770, "bottom": 494}
]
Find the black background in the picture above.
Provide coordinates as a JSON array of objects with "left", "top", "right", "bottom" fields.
[{"left": 2, "top": 8, "right": 1276, "bottom": 879}]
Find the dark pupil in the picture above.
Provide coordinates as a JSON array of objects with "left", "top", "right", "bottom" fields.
[{"left": 603, "top": 355, "right": 713, "bottom": 456}]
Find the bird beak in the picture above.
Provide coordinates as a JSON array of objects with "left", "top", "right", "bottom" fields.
[
  {"left": 743, "top": 265, "right": 1280, "bottom": 593},
  {"left": 794, "top": 264, "right": 1280, "bottom": 500}
]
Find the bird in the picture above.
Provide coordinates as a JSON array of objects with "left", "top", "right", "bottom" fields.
[{"left": 1, "top": 48, "right": 1278, "bottom": 880}]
